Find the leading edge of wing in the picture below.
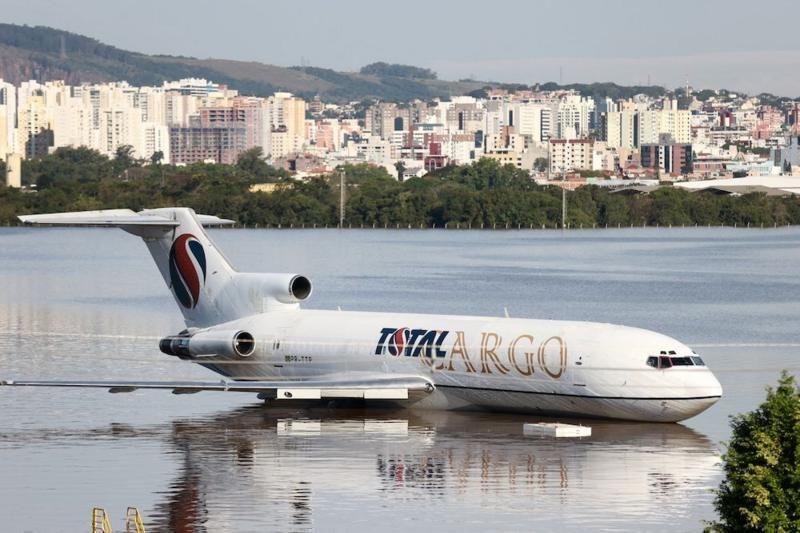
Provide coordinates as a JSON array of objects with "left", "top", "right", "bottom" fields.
[{"left": 0, "top": 376, "right": 435, "bottom": 397}]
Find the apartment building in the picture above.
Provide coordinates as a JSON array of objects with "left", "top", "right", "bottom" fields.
[
  {"left": 170, "top": 109, "right": 248, "bottom": 165},
  {"left": 557, "top": 95, "right": 595, "bottom": 139},
  {"left": 640, "top": 143, "right": 693, "bottom": 175},
  {"left": 549, "top": 139, "right": 594, "bottom": 172}
]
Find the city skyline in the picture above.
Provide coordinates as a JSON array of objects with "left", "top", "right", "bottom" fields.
[
  {"left": 3, "top": 0, "right": 800, "bottom": 96},
  {"left": 2, "top": 76, "right": 799, "bottom": 188}
]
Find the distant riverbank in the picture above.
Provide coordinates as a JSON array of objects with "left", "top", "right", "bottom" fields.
[
  {"left": 3, "top": 147, "right": 799, "bottom": 229},
  {"left": 194, "top": 222, "right": 798, "bottom": 230}
]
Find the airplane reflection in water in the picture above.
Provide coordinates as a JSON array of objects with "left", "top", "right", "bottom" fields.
[{"left": 142, "top": 407, "right": 719, "bottom": 532}]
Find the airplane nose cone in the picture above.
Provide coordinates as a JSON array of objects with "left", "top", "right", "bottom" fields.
[
  {"left": 706, "top": 369, "right": 723, "bottom": 399},
  {"left": 678, "top": 369, "right": 723, "bottom": 421}
]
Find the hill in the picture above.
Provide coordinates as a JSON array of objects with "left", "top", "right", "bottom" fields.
[
  {"left": 0, "top": 24, "right": 486, "bottom": 101},
  {"left": 0, "top": 23, "right": 669, "bottom": 102}
]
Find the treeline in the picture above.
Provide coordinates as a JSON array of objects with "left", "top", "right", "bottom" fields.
[
  {"left": 2, "top": 147, "right": 800, "bottom": 228},
  {"left": 359, "top": 62, "right": 438, "bottom": 80}
]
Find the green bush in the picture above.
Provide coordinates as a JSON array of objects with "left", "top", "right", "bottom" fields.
[{"left": 707, "top": 372, "right": 800, "bottom": 532}]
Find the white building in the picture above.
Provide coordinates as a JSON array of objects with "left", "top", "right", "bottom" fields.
[
  {"left": 557, "top": 95, "right": 595, "bottom": 139},
  {"left": 604, "top": 110, "right": 637, "bottom": 149},
  {"left": 638, "top": 101, "right": 691, "bottom": 145},
  {"left": 354, "top": 135, "right": 392, "bottom": 164},
  {"left": 549, "top": 139, "right": 594, "bottom": 172}
]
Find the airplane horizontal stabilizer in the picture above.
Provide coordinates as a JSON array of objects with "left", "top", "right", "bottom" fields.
[{"left": 18, "top": 209, "right": 234, "bottom": 228}]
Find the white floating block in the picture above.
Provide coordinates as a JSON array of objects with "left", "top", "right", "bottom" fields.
[
  {"left": 277, "top": 388, "right": 321, "bottom": 400},
  {"left": 364, "top": 388, "right": 408, "bottom": 400},
  {"left": 277, "top": 420, "right": 321, "bottom": 435},
  {"left": 523, "top": 422, "right": 592, "bottom": 438}
]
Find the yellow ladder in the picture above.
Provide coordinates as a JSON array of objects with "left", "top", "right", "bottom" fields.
[
  {"left": 91, "top": 508, "right": 113, "bottom": 533},
  {"left": 125, "top": 507, "right": 147, "bottom": 533},
  {"left": 91, "top": 507, "right": 147, "bottom": 533}
]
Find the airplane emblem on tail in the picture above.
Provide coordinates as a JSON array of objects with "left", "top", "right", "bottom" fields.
[{"left": 169, "top": 234, "right": 206, "bottom": 309}]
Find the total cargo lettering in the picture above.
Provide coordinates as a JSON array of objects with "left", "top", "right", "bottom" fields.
[{"left": 374, "top": 327, "right": 566, "bottom": 379}]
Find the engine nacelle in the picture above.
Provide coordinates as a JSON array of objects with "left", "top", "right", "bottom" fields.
[
  {"left": 159, "top": 329, "right": 256, "bottom": 359},
  {"left": 236, "top": 273, "right": 313, "bottom": 305}
]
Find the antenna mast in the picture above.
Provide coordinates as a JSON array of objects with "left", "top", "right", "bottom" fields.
[{"left": 339, "top": 169, "right": 345, "bottom": 227}]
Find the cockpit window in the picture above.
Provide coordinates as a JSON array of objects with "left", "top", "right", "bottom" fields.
[{"left": 647, "top": 354, "right": 707, "bottom": 368}]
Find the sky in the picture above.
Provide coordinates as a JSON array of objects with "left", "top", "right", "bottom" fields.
[{"left": 4, "top": 0, "right": 800, "bottom": 96}]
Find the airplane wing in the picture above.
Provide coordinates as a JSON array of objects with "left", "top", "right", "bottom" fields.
[{"left": 0, "top": 376, "right": 435, "bottom": 400}]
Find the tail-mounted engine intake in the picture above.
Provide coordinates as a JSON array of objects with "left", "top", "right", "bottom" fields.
[{"left": 159, "top": 329, "right": 256, "bottom": 359}]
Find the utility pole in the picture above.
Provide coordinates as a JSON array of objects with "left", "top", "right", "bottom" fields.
[
  {"left": 561, "top": 185, "right": 567, "bottom": 230},
  {"left": 339, "top": 169, "right": 345, "bottom": 228}
]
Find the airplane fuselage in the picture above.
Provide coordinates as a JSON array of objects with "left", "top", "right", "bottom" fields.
[
  {"left": 12, "top": 208, "right": 723, "bottom": 423},
  {"left": 195, "top": 309, "right": 723, "bottom": 422}
]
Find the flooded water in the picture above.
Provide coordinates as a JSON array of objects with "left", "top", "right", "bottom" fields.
[{"left": 1, "top": 227, "right": 798, "bottom": 532}]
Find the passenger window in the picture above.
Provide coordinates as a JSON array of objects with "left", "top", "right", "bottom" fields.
[
  {"left": 691, "top": 356, "right": 705, "bottom": 366},
  {"left": 659, "top": 356, "right": 672, "bottom": 369},
  {"left": 646, "top": 356, "right": 658, "bottom": 368}
]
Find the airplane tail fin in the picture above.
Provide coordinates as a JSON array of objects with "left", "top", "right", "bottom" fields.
[{"left": 18, "top": 208, "right": 238, "bottom": 327}]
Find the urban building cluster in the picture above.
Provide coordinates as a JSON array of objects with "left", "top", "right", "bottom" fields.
[{"left": 1, "top": 77, "right": 799, "bottom": 188}]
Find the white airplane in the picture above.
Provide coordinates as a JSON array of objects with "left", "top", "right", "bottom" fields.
[{"left": 1, "top": 207, "right": 722, "bottom": 422}]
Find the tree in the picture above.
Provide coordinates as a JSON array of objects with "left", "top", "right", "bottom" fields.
[
  {"left": 113, "top": 145, "right": 139, "bottom": 175},
  {"left": 359, "top": 62, "right": 437, "bottom": 80},
  {"left": 394, "top": 161, "right": 406, "bottom": 181},
  {"left": 236, "top": 147, "right": 288, "bottom": 182},
  {"left": 150, "top": 150, "right": 164, "bottom": 166},
  {"left": 236, "top": 147, "right": 268, "bottom": 176},
  {"left": 707, "top": 372, "right": 800, "bottom": 532},
  {"left": 534, "top": 157, "right": 549, "bottom": 173}
]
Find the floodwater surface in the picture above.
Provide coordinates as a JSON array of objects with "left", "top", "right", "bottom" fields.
[{"left": 0, "top": 227, "right": 798, "bottom": 532}]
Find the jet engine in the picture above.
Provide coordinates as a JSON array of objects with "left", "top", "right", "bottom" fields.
[
  {"left": 159, "top": 329, "right": 256, "bottom": 359},
  {"left": 262, "top": 273, "right": 313, "bottom": 304},
  {"left": 235, "top": 273, "right": 313, "bottom": 305}
]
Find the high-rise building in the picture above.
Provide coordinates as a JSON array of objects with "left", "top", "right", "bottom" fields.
[
  {"left": 315, "top": 119, "right": 342, "bottom": 152},
  {"left": 143, "top": 123, "right": 170, "bottom": 162},
  {"left": 556, "top": 95, "right": 595, "bottom": 139},
  {"left": 0, "top": 81, "right": 16, "bottom": 158},
  {"left": 485, "top": 126, "right": 525, "bottom": 153},
  {"left": 17, "top": 93, "right": 53, "bottom": 158},
  {"left": 4, "top": 152, "right": 22, "bottom": 187},
  {"left": 445, "top": 101, "right": 484, "bottom": 134},
  {"left": 0, "top": 109, "right": 8, "bottom": 162},
  {"left": 786, "top": 104, "right": 800, "bottom": 133},
  {"left": 637, "top": 107, "right": 691, "bottom": 146},
  {"left": 271, "top": 93, "right": 306, "bottom": 155},
  {"left": 170, "top": 109, "right": 248, "bottom": 165},
  {"left": 602, "top": 110, "right": 637, "bottom": 149},
  {"left": 366, "top": 102, "right": 410, "bottom": 139},
  {"left": 549, "top": 139, "right": 594, "bottom": 172},
  {"left": 99, "top": 107, "right": 144, "bottom": 157},
  {"left": 640, "top": 143, "right": 693, "bottom": 175},
  {"left": 719, "top": 109, "right": 736, "bottom": 129},
  {"left": 509, "top": 102, "right": 550, "bottom": 144}
]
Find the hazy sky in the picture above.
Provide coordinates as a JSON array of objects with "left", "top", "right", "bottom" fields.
[{"left": 5, "top": 0, "right": 800, "bottom": 95}]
